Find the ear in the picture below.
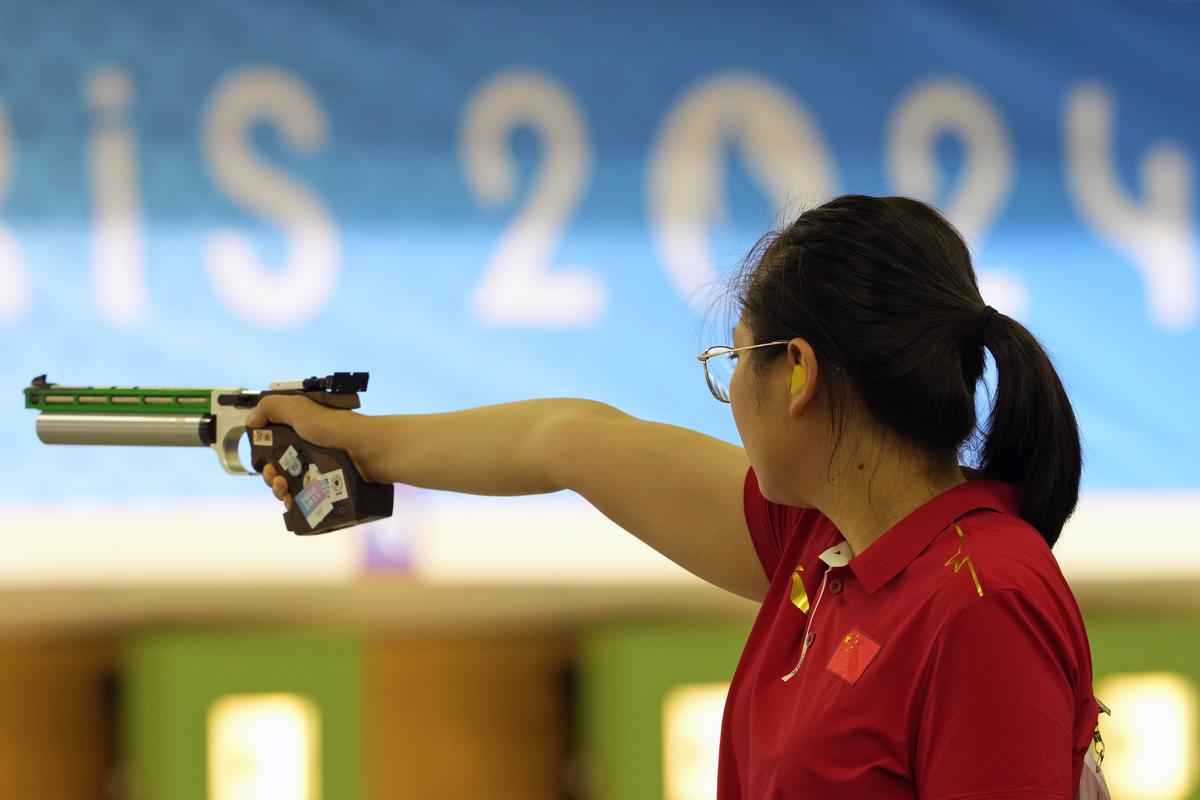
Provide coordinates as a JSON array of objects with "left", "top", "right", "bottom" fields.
[{"left": 786, "top": 338, "right": 819, "bottom": 418}]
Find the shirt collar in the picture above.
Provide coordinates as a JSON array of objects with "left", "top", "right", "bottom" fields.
[{"left": 843, "top": 479, "right": 1020, "bottom": 594}]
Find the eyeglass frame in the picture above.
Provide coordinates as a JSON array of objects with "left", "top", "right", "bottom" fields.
[{"left": 697, "top": 340, "right": 793, "bottom": 403}]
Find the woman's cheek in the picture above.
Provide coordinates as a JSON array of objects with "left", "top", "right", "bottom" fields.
[{"left": 729, "top": 371, "right": 746, "bottom": 435}]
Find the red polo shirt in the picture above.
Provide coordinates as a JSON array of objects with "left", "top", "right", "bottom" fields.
[{"left": 718, "top": 466, "right": 1098, "bottom": 798}]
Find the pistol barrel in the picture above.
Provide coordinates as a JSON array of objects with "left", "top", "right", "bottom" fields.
[{"left": 35, "top": 414, "right": 213, "bottom": 447}]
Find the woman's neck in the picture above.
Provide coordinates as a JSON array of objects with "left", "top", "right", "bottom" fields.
[{"left": 818, "top": 450, "right": 967, "bottom": 559}]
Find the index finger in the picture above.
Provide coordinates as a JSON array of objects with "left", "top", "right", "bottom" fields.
[{"left": 246, "top": 395, "right": 283, "bottom": 429}]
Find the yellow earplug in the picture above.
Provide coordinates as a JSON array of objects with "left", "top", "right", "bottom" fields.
[{"left": 790, "top": 363, "right": 806, "bottom": 394}]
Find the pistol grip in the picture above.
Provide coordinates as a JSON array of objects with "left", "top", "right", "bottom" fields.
[{"left": 249, "top": 424, "right": 394, "bottom": 535}]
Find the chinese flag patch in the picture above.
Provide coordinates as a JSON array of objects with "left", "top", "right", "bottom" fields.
[{"left": 826, "top": 628, "right": 883, "bottom": 686}]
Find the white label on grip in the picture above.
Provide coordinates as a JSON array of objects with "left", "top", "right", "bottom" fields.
[
  {"left": 279, "top": 445, "right": 302, "bottom": 477},
  {"left": 303, "top": 463, "right": 321, "bottom": 488},
  {"left": 325, "top": 469, "right": 348, "bottom": 502},
  {"left": 295, "top": 476, "right": 333, "bottom": 529}
]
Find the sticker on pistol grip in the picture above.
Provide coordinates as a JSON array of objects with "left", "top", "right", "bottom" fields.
[
  {"left": 295, "top": 476, "right": 334, "bottom": 529},
  {"left": 252, "top": 429, "right": 273, "bottom": 447},
  {"left": 279, "top": 445, "right": 302, "bottom": 477},
  {"left": 325, "top": 469, "right": 348, "bottom": 502},
  {"left": 303, "top": 463, "right": 322, "bottom": 488}
]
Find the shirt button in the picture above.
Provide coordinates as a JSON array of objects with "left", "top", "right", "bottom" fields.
[
  {"left": 829, "top": 578, "right": 843, "bottom": 594},
  {"left": 805, "top": 632, "right": 816, "bottom": 647}
]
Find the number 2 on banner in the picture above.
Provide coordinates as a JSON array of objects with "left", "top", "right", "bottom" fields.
[
  {"left": 886, "top": 77, "right": 1028, "bottom": 317},
  {"left": 460, "top": 70, "right": 605, "bottom": 327}
]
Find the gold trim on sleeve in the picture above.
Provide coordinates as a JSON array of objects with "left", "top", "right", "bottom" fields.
[{"left": 945, "top": 522, "right": 984, "bottom": 597}]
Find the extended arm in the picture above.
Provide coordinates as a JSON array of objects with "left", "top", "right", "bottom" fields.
[{"left": 251, "top": 397, "right": 767, "bottom": 601}]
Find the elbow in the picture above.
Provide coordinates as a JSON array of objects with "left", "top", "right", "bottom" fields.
[{"left": 536, "top": 399, "right": 625, "bottom": 493}]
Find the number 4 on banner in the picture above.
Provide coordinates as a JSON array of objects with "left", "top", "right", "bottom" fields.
[{"left": 1065, "top": 81, "right": 1197, "bottom": 332}]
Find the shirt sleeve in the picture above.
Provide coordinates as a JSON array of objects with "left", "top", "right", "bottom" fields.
[
  {"left": 914, "top": 589, "right": 1082, "bottom": 799},
  {"left": 743, "top": 465, "right": 821, "bottom": 581}
]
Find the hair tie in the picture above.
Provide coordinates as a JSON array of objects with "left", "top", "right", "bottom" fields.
[{"left": 975, "top": 305, "right": 998, "bottom": 349}]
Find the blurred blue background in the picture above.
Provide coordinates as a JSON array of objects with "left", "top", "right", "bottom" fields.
[{"left": 4, "top": 0, "right": 1197, "bottom": 502}]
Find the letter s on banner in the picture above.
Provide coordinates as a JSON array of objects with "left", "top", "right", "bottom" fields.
[
  {"left": 648, "top": 73, "right": 837, "bottom": 315},
  {"left": 0, "top": 96, "right": 31, "bottom": 326},
  {"left": 202, "top": 66, "right": 338, "bottom": 329}
]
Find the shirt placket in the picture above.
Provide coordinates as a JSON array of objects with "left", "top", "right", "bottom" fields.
[{"left": 781, "top": 540, "right": 852, "bottom": 682}]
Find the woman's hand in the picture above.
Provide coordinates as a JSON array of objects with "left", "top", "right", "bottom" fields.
[{"left": 245, "top": 395, "right": 372, "bottom": 511}]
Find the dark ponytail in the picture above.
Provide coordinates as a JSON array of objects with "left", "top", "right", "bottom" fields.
[
  {"left": 730, "top": 195, "right": 1082, "bottom": 548},
  {"left": 975, "top": 310, "right": 1082, "bottom": 547}
]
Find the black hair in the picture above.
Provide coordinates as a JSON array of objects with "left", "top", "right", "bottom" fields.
[{"left": 727, "top": 194, "right": 1082, "bottom": 548}]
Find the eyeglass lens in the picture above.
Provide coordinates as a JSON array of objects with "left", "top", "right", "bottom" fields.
[{"left": 706, "top": 351, "right": 736, "bottom": 402}]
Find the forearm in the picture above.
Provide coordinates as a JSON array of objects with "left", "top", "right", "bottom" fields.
[{"left": 346, "top": 398, "right": 613, "bottom": 495}]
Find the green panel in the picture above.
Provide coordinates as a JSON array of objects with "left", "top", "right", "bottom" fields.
[
  {"left": 1085, "top": 612, "right": 1200, "bottom": 679},
  {"left": 579, "top": 621, "right": 751, "bottom": 800},
  {"left": 25, "top": 383, "right": 213, "bottom": 414},
  {"left": 1083, "top": 612, "right": 1200, "bottom": 800},
  {"left": 121, "top": 629, "right": 364, "bottom": 800}
]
